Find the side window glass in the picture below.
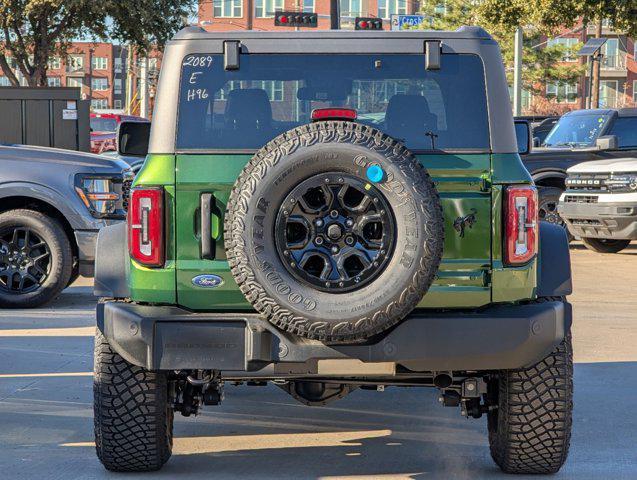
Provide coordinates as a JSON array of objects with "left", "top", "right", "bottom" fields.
[{"left": 609, "top": 117, "right": 637, "bottom": 148}]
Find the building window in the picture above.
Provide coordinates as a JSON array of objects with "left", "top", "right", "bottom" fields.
[
  {"left": 114, "top": 99, "right": 123, "bottom": 109},
  {"left": 0, "top": 76, "right": 10, "bottom": 86},
  {"left": 260, "top": 80, "right": 284, "bottom": 101},
  {"left": 547, "top": 37, "right": 579, "bottom": 62},
  {"left": 340, "top": 0, "right": 362, "bottom": 17},
  {"left": 546, "top": 82, "right": 578, "bottom": 103},
  {"left": 378, "top": 0, "right": 407, "bottom": 19},
  {"left": 255, "top": 0, "right": 283, "bottom": 17},
  {"left": 67, "top": 55, "right": 84, "bottom": 72},
  {"left": 48, "top": 56, "right": 61, "bottom": 70},
  {"left": 91, "top": 77, "right": 109, "bottom": 91},
  {"left": 213, "top": 0, "right": 242, "bottom": 17},
  {"left": 114, "top": 78, "right": 122, "bottom": 94},
  {"left": 601, "top": 38, "right": 620, "bottom": 68},
  {"left": 303, "top": 0, "right": 314, "bottom": 12},
  {"left": 599, "top": 80, "right": 618, "bottom": 108},
  {"left": 66, "top": 77, "right": 83, "bottom": 88},
  {"left": 91, "top": 99, "right": 108, "bottom": 110},
  {"left": 633, "top": 80, "right": 637, "bottom": 103},
  {"left": 92, "top": 56, "right": 108, "bottom": 70},
  {"left": 47, "top": 77, "right": 61, "bottom": 87},
  {"left": 114, "top": 57, "right": 123, "bottom": 73}
]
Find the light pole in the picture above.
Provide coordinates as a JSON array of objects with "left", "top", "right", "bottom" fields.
[{"left": 88, "top": 47, "right": 94, "bottom": 110}]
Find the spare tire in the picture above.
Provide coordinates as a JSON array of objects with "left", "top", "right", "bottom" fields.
[{"left": 225, "top": 121, "right": 444, "bottom": 343}]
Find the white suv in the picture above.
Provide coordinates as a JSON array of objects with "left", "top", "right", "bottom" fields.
[{"left": 558, "top": 158, "right": 637, "bottom": 253}]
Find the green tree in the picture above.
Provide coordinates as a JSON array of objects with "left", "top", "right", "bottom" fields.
[
  {"left": 417, "top": 0, "right": 585, "bottom": 111},
  {"left": 478, "top": 0, "right": 637, "bottom": 107},
  {"left": 477, "top": 0, "right": 637, "bottom": 38},
  {"left": 0, "top": 0, "right": 195, "bottom": 87}
]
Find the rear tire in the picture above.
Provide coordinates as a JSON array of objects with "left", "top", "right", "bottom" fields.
[
  {"left": 538, "top": 187, "right": 573, "bottom": 242},
  {"left": 488, "top": 311, "right": 572, "bottom": 474},
  {"left": 581, "top": 237, "right": 631, "bottom": 254},
  {"left": 93, "top": 330, "right": 173, "bottom": 472}
]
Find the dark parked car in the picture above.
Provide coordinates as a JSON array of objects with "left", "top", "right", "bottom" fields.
[
  {"left": 521, "top": 108, "right": 637, "bottom": 232},
  {"left": 0, "top": 144, "right": 131, "bottom": 307}
]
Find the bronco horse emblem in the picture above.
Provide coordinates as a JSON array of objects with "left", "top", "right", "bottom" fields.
[{"left": 453, "top": 209, "right": 477, "bottom": 238}]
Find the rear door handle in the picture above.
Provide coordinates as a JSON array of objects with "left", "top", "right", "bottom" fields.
[{"left": 200, "top": 193, "right": 214, "bottom": 260}]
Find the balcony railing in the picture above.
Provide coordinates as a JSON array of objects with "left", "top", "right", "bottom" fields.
[{"left": 601, "top": 55, "right": 627, "bottom": 70}]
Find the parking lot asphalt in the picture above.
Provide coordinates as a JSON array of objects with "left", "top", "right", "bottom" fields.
[{"left": 0, "top": 244, "right": 636, "bottom": 480}]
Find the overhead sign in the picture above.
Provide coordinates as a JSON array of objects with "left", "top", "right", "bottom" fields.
[{"left": 390, "top": 14, "right": 426, "bottom": 31}]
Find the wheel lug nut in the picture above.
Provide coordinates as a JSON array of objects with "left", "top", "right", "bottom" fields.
[
  {"left": 290, "top": 262, "right": 296, "bottom": 268},
  {"left": 325, "top": 282, "right": 331, "bottom": 287},
  {"left": 339, "top": 281, "right": 344, "bottom": 287},
  {"left": 345, "top": 219, "right": 354, "bottom": 227},
  {"left": 373, "top": 261, "right": 379, "bottom": 267},
  {"left": 315, "top": 219, "right": 323, "bottom": 227},
  {"left": 330, "top": 210, "right": 339, "bottom": 218},
  {"left": 345, "top": 236, "right": 355, "bottom": 246},
  {"left": 315, "top": 236, "right": 324, "bottom": 245},
  {"left": 331, "top": 246, "right": 339, "bottom": 254},
  {"left": 284, "top": 250, "right": 290, "bottom": 256}
]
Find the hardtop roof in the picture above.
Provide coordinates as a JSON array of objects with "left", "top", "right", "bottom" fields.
[{"left": 171, "top": 25, "right": 493, "bottom": 42}]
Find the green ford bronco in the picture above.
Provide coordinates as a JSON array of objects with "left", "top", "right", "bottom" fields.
[{"left": 93, "top": 26, "right": 573, "bottom": 474}]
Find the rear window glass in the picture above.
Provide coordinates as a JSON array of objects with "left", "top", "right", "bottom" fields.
[
  {"left": 91, "top": 117, "right": 117, "bottom": 132},
  {"left": 176, "top": 54, "right": 489, "bottom": 151}
]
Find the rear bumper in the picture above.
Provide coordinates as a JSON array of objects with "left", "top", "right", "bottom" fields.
[
  {"left": 557, "top": 201, "right": 637, "bottom": 240},
  {"left": 97, "top": 300, "right": 571, "bottom": 376}
]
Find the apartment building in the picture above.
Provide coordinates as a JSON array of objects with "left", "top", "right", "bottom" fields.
[
  {"left": 0, "top": 42, "right": 162, "bottom": 113},
  {"left": 530, "top": 21, "right": 637, "bottom": 113}
]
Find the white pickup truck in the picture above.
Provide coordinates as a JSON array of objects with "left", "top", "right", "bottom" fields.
[{"left": 558, "top": 158, "right": 637, "bottom": 253}]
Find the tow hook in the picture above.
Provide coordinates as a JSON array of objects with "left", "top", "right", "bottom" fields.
[
  {"left": 173, "top": 371, "right": 224, "bottom": 416},
  {"left": 438, "top": 377, "right": 490, "bottom": 419}
]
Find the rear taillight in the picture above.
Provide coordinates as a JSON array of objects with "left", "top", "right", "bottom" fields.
[
  {"left": 128, "top": 187, "right": 164, "bottom": 267},
  {"left": 504, "top": 185, "right": 538, "bottom": 265}
]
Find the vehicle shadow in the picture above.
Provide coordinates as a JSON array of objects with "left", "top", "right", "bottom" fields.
[
  {"left": 120, "top": 361, "right": 636, "bottom": 479},
  {"left": 569, "top": 242, "right": 637, "bottom": 255},
  {"left": 0, "top": 362, "right": 635, "bottom": 479}
]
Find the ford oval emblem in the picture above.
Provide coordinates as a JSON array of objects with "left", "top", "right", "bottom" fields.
[{"left": 192, "top": 274, "right": 224, "bottom": 288}]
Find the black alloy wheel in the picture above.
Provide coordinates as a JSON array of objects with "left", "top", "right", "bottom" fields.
[
  {"left": 538, "top": 187, "right": 573, "bottom": 242},
  {"left": 0, "top": 209, "right": 73, "bottom": 308},
  {"left": 0, "top": 227, "right": 51, "bottom": 294},
  {"left": 275, "top": 173, "right": 395, "bottom": 293}
]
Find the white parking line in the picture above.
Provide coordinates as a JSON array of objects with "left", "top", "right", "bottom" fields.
[
  {"left": 0, "top": 327, "right": 94, "bottom": 337},
  {"left": 0, "top": 372, "right": 92, "bottom": 379}
]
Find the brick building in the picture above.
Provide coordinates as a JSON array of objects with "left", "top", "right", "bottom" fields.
[
  {"left": 0, "top": 42, "right": 162, "bottom": 114},
  {"left": 523, "top": 21, "right": 637, "bottom": 114},
  {"left": 198, "top": 0, "right": 418, "bottom": 31}
]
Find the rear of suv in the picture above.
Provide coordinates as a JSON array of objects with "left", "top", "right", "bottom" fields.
[{"left": 93, "top": 27, "right": 573, "bottom": 474}]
